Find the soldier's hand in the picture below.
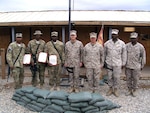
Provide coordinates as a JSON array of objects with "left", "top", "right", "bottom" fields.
[
  {"left": 80, "top": 62, "right": 83, "bottom": 67},
  {"left": 10, "top": 66, "right": 14, "bottom": 70}
]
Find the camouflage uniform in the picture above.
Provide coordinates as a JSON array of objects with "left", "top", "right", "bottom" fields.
[
  {"left": 104, "top": 39, "right": 127, "bottom": 89},
  {"left": 65, "top": 40, "right": 83, "bottom": 88},
  {"left": 44, "top": 40, "right": 65, "bottom": 87},
  {"left": 125, "top": 42, "right": 146, "bottom": 90},
  {"left": 6, "top": 42, "right": 26, "bottom": 89},
  {"left": 84, "top": 42, "right": 104, "bottom": 91},
  {"left": 27, "top": 39, "right": 46, "bottom": 86}
]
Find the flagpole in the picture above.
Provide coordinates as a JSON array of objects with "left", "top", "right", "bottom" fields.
[{"left": 68, "top": 0, "right": 71, "bottom": 41}]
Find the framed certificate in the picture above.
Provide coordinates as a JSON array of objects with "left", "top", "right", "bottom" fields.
[
  {"left": 38, "top": 52, "right": 47, "bottom": 63},
  {"left": 23, "top": 54, "right": 31, "bottom": 65},
  {"left": 49, "top": 55, "right": 57, "bottom": 65}
]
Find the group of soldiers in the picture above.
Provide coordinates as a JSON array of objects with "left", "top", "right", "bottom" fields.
[{"left": 6, "top": 29, "right": 146, "bottom": 97}]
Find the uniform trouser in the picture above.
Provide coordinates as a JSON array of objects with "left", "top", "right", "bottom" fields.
[
  {"left": 107, "top": 65, "right": 121, "bottom": 89},
  {"left": 125, "top": 68, "right": 141, "bottom": 90},
  {"left": 48, "top": 64, "right": 62, "bottom": 86},
  {"left": 12, "top": 67, "right": 24, "bottom": 89},
  {"left": 31, "top": 64, "right": 45, "bottom": 86},
  {"left": 69, "top": 66, "right": 80, "bottom": 88},
  {"left": 86, "top": 68, "right": 101, "bottom": 90}
]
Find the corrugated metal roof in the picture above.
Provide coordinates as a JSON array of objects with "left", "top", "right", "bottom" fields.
[{"left": 0, "top": 10, "right": 150, "bottom": 26}]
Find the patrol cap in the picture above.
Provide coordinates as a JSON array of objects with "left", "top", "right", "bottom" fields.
[
  {"left": 130, "top": 32, "right": 138, "bottom": 39},
  {"left": 16, "top": 33, "right": 22, "bottom": 38},
  {"left": 111, "top": 29, "right": 119, "bottom": 35},
  {"left": 51, "top": 31, "right": 58, "bottom": 37},
  {"left": 70, "top": 30, "right": 77, "bottom": 35},
  {"left": 34, "top": 30, "right": 42, "bottom": 35},
  {"left": 89, "top": 32, "right": 97, "bottom": 38}
]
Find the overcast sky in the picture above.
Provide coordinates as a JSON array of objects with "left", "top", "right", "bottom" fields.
[{"left": 0, "top": 0, "right": 149, "bottom": 12}]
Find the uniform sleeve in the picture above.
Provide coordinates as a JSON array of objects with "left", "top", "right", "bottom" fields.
[
  {"left": 121, "top": 43, "right": 127, "bottom": 66},
  {"left": 100, "top": 46, "right": 104, "bottom": 67},
  {"left": 64, "top": 44, "right": 68, "bottom": 65},
  {"left": 6, "top": 44, "right": 13, "bottom": 67},
  {"left": 83, "top": 47, "right": 86, "bottom": 65},
  {"left": 80, "top": 42, "right": 84, "bottom": 63},
  {"left": 140, "top": 45, "right": 146, "bottom": 68},
  {"left": 103, "top": 43, "right": 107, "bottom": 62},
  {"left": 26, "top": 42, "right": 31, "bottom": 54}
]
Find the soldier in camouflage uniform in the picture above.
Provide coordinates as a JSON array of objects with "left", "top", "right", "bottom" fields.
[
  {"left": 104, "top": 29, "right": 127, "bottom": 97},
  {"left": 65, "top": 30, "right": 83, "bottom": 93},
  {"left": 27, "top": 30, "right": 46, "bottom": 88},
  {"left": 125, "top": 32, "right": 146, "bottom": 97},
  {"left": 83, "top": 32, "right": 104, "bottom": 93},
  {"left": 6, "top": 33, "right": 26, "bottom": 89},
  {"left": 44, "top": 31, "right": 65, "bottom": 91}
]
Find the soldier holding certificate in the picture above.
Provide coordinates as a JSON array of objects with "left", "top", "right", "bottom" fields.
[
  {"left": 44, "top": 31, "right": 65, "bottom": 91},
  {"left": 27, "top": 30, "right": 46, "bottom": 88},
  {"left": 6, "top": 33, "right": 26, "bottom": 89}
]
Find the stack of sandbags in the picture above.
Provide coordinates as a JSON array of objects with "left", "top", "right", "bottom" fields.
[{"left": 12, "top": 86, "right": 121, "bottom": 113}]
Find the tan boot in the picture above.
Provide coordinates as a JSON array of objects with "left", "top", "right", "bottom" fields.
[
  {"left": 132, "top": 89, "right": 137, "bottom": 97},
  {"left": 68, "top": 87, "right": 75, "bottom": 93},
  {"left": 75, "top": 88, "right": 79, "bottom": 93},
  {"left": 56, "top": 86, "right": 60, "bottom": 91},
  {"left": 50, "top": 86, "right": 55, "bottom": 91},
  {"left": 125, "top": 89, "right": 132, "bottom": 96},
  {"left": 106, "top": 87, "right": 113, "bottom": 96},
  {"left": 113, "top": 88, "right": 119, "bottom": 97}
]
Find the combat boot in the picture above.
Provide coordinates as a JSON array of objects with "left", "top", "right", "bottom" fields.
[
  {"left": 68, "top": 87, "right": 75, "bottom": 93},
  {"left": 75, "top": 88, "right": 79, "bottom": 93},
  {"left": 132, "top": 89, "right": 137, "bottom": 97},
  {"left": 50, "top": 86, "right": 55, "bottom": 91},
  {"left": 56, "top": 86, "right": 60, "bottom": 91},
  {"left": 113, "top": 88, "right": 119, "bottom": 97},
  {"left": 106, "top": 87, "right": 113, "bottom": 96},
  {"left": 125, "top": 89, "right": 132, "bottom": 96}
]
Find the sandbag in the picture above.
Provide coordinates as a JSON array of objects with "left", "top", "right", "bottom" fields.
[
  {"left": 47, "top": 90, "right": 69, "bottom": 100},
  {"left": 13, "top": 93, "right": 22, "bottom": 98},
  {"left": 51, "top": 99, "right": 69, "bottom": 106},
  {"left": 89, "top": 93, "right": 105, "bottom": 105},
  {"left": 15, "top": 89, "right": 25, "bottom": 96},
  {"left": 25, "top": 93, "right": 37, "bottom": 101},
  {"left": 12, "top": 96, "right": 20, "bottom": 101},
  {"left": 105, "top": 100, "right": 121, "bottom": 110},
  {"left": 64, "top": 111, "right": 81, "bottom": 113},
  {"left": 33, "top": 89, "right": 50, "bottom": 99},
  {"left": 85, "top": 108, "right": 99, "bottom": 113},
  {"left": 81, "top": 105, "right": 97, "bottom": 112},
  {"left": 94, "top": 100, "right": 108, "bottom": 107},
  {"left": 30, "top": 101, "right": 47, "bottom": 109},
  {"left": 63, "top": 105, "right": 71, "bottom": 111},
  {"left": 37, "top": 98, "right": 51, "bottom": 105},
  {"left": 68, "top": 92, "right": 92, "bottom": 103},
  {"left": 43, "top": 105, "right": 60, "bottom": 113},
  {"left": 21, "top": 86, "right": 37, "bottom": 93},
  {"left": 46, "top": 104, "right": 64, "bottom": 113},
  {"left": 70, "top": 102, "right": 88, "bottom": 108},
  {"left": 26, "top": 103, "right": 42, "bottom": 112},
  {"left": 16, "top": 101, "right": 27, "bottom": 107},
  {"left": 21, "top": 96, "right": 31, "bottom": 103}
]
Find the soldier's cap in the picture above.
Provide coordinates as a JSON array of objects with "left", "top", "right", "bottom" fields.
[
  {"left": 111, "top": 29, "right": 119, "bottom": 35},
  {"left": 34, "top": 30, "right": 42, "bottom": 35},
  {"left": 70, "top": 30, "right": 77, "bottom": 35},
  {"left": 89, "top": 32, "right": 97, "bottom": 38},
  {"left": 16, "top": 33, "right": 22, "bottom": 38},
  {"left": 130, "top": 32, "right": 138, "bottom": 39},
  {"left": 51, "top": 31, "right": 58, "bottom": 37}
]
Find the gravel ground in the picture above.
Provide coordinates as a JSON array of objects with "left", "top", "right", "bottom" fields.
[{"left": 0, "top": 76, "right": 150, "bottom": 113}]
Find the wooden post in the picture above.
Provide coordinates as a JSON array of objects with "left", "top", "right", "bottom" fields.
[{"left": 0, "top": 48, "right": 6, "bottom": 79}]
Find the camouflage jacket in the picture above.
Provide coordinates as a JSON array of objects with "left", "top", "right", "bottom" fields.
[
  {"left": 44, "top": 40, "right": 65, "bottom": 65},
  {"left": 6, "top": 41, "right": 26, "bottom": 68},
  {"left": 84, "top": 42, "right": 104, "bottom": 68},
  {"left": 65, "top": 40, "right": 83, "bottom": 67}
]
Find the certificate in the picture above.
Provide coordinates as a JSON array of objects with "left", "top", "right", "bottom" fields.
[
  {"left": 23, "top": 54, "right": 31, "bottom": 65},
  {"left": 38, "top": 52, "right": 47, "bottom": 63},
  {"left": 49, "top": 55, "right": 57, "bottom": 65}
]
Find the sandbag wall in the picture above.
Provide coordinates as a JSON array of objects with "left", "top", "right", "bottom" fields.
[{"left": 12, "top": 86, "right": 120, "bottom": 113}]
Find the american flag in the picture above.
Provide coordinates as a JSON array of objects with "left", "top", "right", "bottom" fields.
[{"left": 97, "top": 25, "right": 104, "bottom": 46}]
